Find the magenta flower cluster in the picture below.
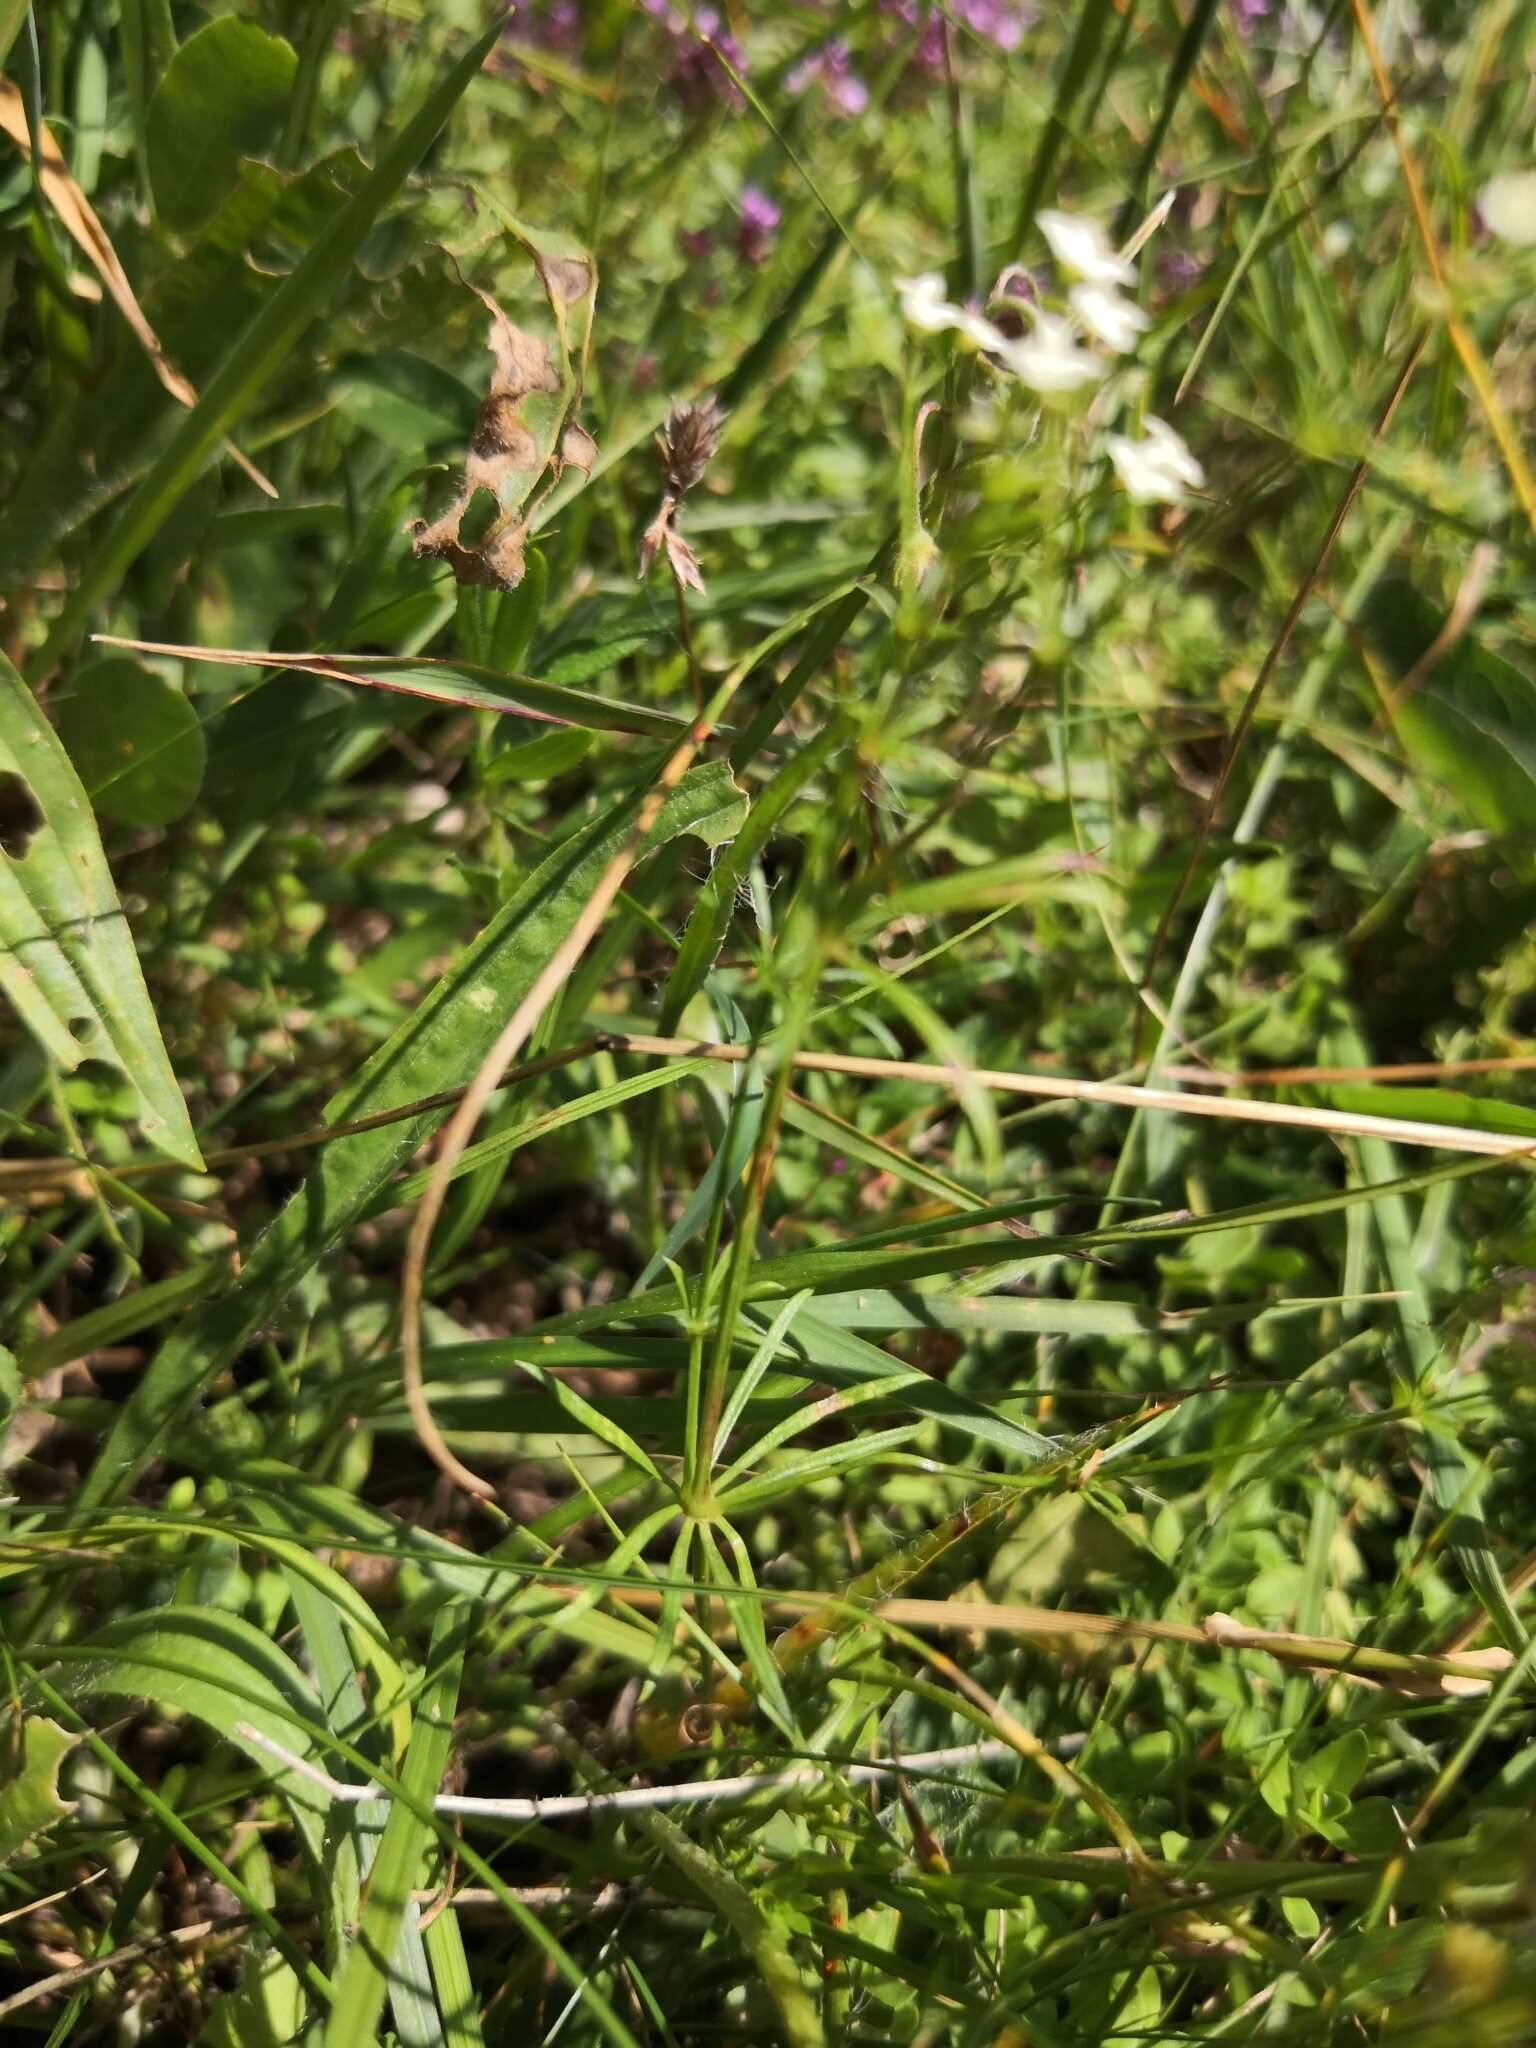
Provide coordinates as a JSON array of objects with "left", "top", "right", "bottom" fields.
[
  {"left": 519, "top": 0, "right": 1038, "bottom": 114},
  {"left": 640, "top": 0, "right": 747, "bottom": 109}
]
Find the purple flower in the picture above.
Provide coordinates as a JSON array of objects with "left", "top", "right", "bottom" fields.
[
  {"left": 1230, "top": 0, "right": 1270, "bottom": 21},
  {"left": 1160, "top": 249, "right": 1204, "bottom": 289},
  {"left": 515, "top": 0, "right": 580, "bottom": 55},
  {"left": 956, "top": 0, "right": 1035, "bottom": 49},
  {"left": 736, "top": 183, "right": 781, "bottom": 263},
  {"left": 883, "top": 0, "right": 1034, "bottom": 64},
  {"left": 669, "top": 6, "right": 746, "bottom": 109},
  {"left": 678, "top": 225, "right": 714, "bottom": 262},
  {"left": 788, "top": 38, "right": 869, "bottom": 118},
  {"left": 911, "top": 17, "right": 945, "bottom": 71}
]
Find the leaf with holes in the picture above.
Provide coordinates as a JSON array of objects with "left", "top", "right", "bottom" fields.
[
  {"left": 0, "top": 1716, "right": 79, "bottom": 1864},
  {"left": 0, "top": 652, "right": 200, "bottom": 1166}
]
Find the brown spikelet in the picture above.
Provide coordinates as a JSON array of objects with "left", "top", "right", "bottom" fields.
[
  {"left": 657, "top": 395, "right": 726, "bottom": 496},
  {"left": 639, "top": 394, "right": 726, "bottom": 598}
]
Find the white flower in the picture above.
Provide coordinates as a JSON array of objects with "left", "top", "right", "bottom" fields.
[
  {"left": 895, "top": 274, "right": 1009, "bottom": 357},
  {"left": 955, "top": 308, "right": 1012, "bottom": 351},
  {"left": 1037, "top": 208, "right": 1135, "bottom": 286},
  {"left": 1479, "top": 170, "right": 1536, "bottom": 247},
  {"left": 993, "top": 308, "right": 1104, "bottom": 393},
  {"left": 1069, "top": 282, "right": 1150, "bottom": 353},
  {"left": 1105, "top": 415, "right": 1204, "bottom": 503},
  {"left": 896, "top": 272, "right": 966, "bottom": 332}
]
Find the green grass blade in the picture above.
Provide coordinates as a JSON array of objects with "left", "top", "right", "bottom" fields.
[{"left": 321, "top": 1606, "right": 463, "bottom": 2048}]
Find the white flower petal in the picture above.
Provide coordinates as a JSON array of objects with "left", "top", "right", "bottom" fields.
[
  {"left": 955, "top": 309, "right": 1008, "bottom": 351},
  {"left": 995, "top": 310, "right": 1104, "bottom": 392},
  {"left": 1106, "top": 417, "right": 1203, "bottom": 502},
  {"left": 1068, "top": 282, "right": 1150, "bottom": 354},
  {"left": 1037, "top": 208, "right": 1135, "bottom": 285},
  {"left": 1143, "top": 415, "right": 1205, "bottom": 487},
  {"left": 895, "top": 272, "right": 967, "bottom": 333},
  {"left": 1479, "top": 170, "right": 1536, "bottom": 247}
]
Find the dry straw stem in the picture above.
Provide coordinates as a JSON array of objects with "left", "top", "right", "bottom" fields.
[
  {"left": 601, "top": 1032, "right": 1536, "bottom": 1160},
  {"left": 562, "top": 1584, "right": 1521, "bottom": 1696},
  {"left": 0, "top": 82, "right": 274, "bottom": 497},
  {"left": 1348, "top": 0, "right": 1536, "bottom": 533},
  {"left": 0, "top": 1913, "right": 254, "bottom": 2025},
  {"left": 7, "top": 1034, "right": 1535, "bottom": 1202},
  {"left": 1161, "top": 1054, "right": 1536, "bottom": 1085}
]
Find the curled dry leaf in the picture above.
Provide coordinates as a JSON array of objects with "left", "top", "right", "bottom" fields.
[{"left": 410, "top": 213, "right": 598, "bottom": 590}]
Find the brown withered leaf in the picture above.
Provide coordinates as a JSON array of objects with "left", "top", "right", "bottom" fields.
[{"left": 410, "top": 214, "right": 598, "bottom": 591}]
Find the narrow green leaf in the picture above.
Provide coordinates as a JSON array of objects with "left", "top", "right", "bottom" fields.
[
  {"left": 1010, "top": 0, "right": 1115, "bottom": 253},
  {"left": 322, "top": 1607, "right": 463, "bottom": 2048},
  {"left": 0, "top": 651, "right": 200, "bottom": 1165},
  {"left": 510, "top": 1357, "right": 666, "bottom": 1484},
  {"left": 19, "top": 1262, "right": 219, "bottom": 1375}
]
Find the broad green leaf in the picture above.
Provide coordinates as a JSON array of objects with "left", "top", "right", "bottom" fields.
[
  {"left": 0, "top": 651, "right": 200, "bottom": 1166},
  {"left": 0, "top": 1716, "right": 79, "bottom": 1864},
  {"left": 539, "top": 634, "right": 652, "bottom": 685},
  {"left": 35, "top": 15, "right": 507, "bottom": 667},
  {"left": 1303, "top": 1729, "right": 1370, "bottom": 1800},
  {"left": 56, "top": 657, "right": 205, "bottom": 827},
  {"left": 1362, "top": 577, "right": 1536, "bottom": 834},
  {"left": 75, "top": 759, "right": 748, "bottom": 1511},
  {"left": 147, "top": 16, "right": 296, "bottom": 233}
]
